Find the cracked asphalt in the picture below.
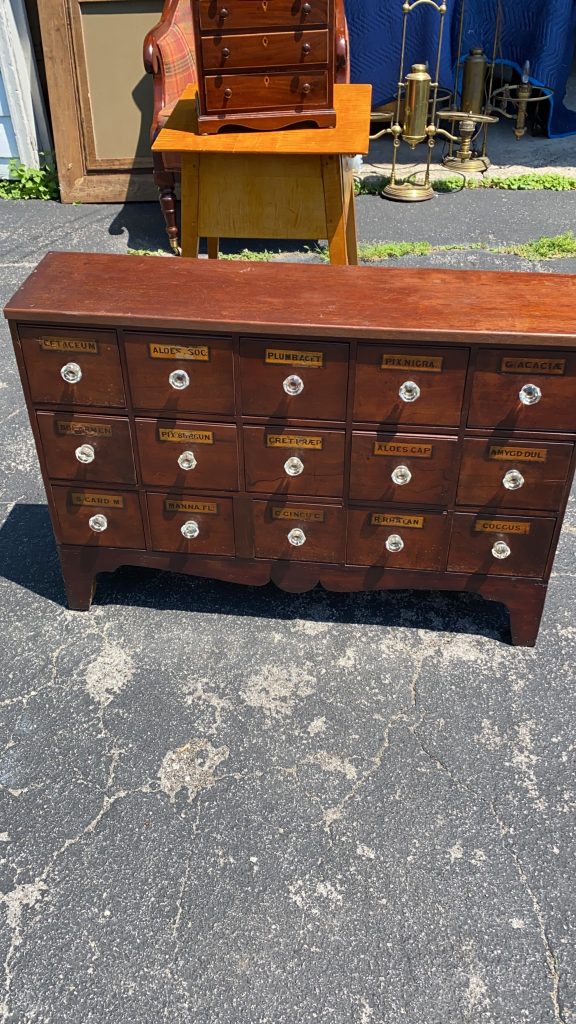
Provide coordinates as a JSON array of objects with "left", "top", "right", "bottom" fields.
[{"left": 0, "top": 193, "right": 575, "bottom": 1023}]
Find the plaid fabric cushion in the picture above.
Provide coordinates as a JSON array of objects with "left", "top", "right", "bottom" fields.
[{"left": 158, "top": 2, "right": 197, "bottom": 110}]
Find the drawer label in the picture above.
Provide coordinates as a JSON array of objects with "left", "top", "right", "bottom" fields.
[
  {"left": 373, "top": 440, "right": 433, "bottom": 458},
  {"left": 70, "top": 492, "right": 125, "bottom": 508},
  {"left": 158, "top": 428, "right": 214, "bottom": 444},
  {"left": 272, "top": 507, "right": 325, "bottom": 522},
  {"left": 381, "top": 353, "right": 443, "bottom": 372},
  {"left": 500, "top": 357, "right": 566, "bottom": 375},
  {"left": 488, "top": 445, "right": 548, "bottom": 463},
  {"left": 371, "top": 513, "right": 424, "bottom": 529},
  {"left": 56, "top": 420, "right": 112, "bottom": 438},
  {"left": 149, "top": 343, "right": 209, "bottom": 361},
  {"left": 475, "top": 519, "right": 530, "bottom": 535},
  {"left": 164, "top": 499, "right": 217, "bottom": 514},
  {"left": 40, "top": 336, "right": 99, "bottom": 354},
  {"left": 267, "top": 434, "right": 323, "bottom": 449},
  {"left": 265, "top": 348, "right": 323, "bottom": 368}
]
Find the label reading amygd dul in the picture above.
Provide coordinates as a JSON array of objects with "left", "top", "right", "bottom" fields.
[
  {"left": 265, "top": 349, "right": 323, "bottom": 368},
  {"left": 158, "top": 428, "right": 214, "bottom": 444},
  {"left": 149, "top": 343, "right": 209, "bottom": 361},
  {"left": 71, "top": 492, "right": 124, "bottom": 508},
  {"left": 56, "top": 421, "right": 112, "bottom": 438},
  {"left": 40, "top": 337, "right": 99, "bottom": 354},
  {"left": 164, "top": 499, "right": 217, "bottom": 514},
  {"left": 381, "top": 354, "right": 443, "bottom": 373},
  {"left": 475, "top": 519, "right": 530, "bottom": 535},
  {"left": 272, "top": 508, "right": 325, "bottom": 522},
  {"left": 500, "top": 357, "right": 565, "bottom": 375},
  {"left": 371, "top": 513, "right": 424, "bottom": 529},
  {"left": 488, "top": 445, "right": 547, "bottom": 463},
  {"left": 373, "top": 441, "right": 433, "bottom": 458},
  {"left": 267, "top": 434, "right": 323, "bottom": 450}
]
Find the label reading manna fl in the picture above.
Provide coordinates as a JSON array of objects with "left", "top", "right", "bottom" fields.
[
  {"left": 475, "top": 519, "right": 530, "bottom": 535},
  {"left": 265, "top": 348, "right": 323, "bottom": 368},
  {"left": 164, "top": 499, "right": 217, "bottom": 514}
]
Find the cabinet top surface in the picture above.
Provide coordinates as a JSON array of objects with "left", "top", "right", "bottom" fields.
[{"left": 5, "top": 251, "right": 576, "bottom": 346}]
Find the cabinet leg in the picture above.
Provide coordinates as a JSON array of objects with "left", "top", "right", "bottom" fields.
[
  {"left": 506, "top": 583, "right": 548, "bottom": 647},
  {"left": 58, "top": 548, "right": 97, "bottom": 611},
  {"left": 207, "top": 237, "right": 219, "bottom": 259}
]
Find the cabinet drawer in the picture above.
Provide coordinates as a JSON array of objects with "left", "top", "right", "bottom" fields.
[
  {"left": 124, "top": 333, "right": 234, "bottom": 415},
  {"left": 19, "top": 326, "right": 125, "bottom": 407},
  {"left": 52, "top": 487, "right": 144, "bottom": 549},
  {"left": 448, "top": 513, "right": 555, "bottom": 578},
  {"left": 252, "top": 501, "right": 344, "bottom": 562},
  {"left": 204, "top": 72, "right": 328, "bottom": 112},
  {"left": 468, "top": 350, "right": 576, "bottom": 431},
  {"left": 244, "top": 426, "right": 344, "bottom": 497},
  {"left": 201, "top": 29, "right": 328, "bottom": 71},
  {"left": 136, "top": 419, "right": 238, "bottom": 491},
  {"left": 350, "top": 432, "right": 457, "bottom": 504},
  {"left": 147, "top": 493, "right": 235, "bottom": 554},
  {"left": 37, "top": 412, "right": 135, "bottom": 485},
  {"left": 457, "top": 438, "right": 573, "bottom": 511},
  {"left": 347, "top": 509, "right": 449, "bottom": 571},
  {"left": 240, "top": 339, "right": 348, "bottom": 420},
  {"left": 353, "top": 345, "right": 468, "bottom": 427},
  {"left": 198, "top": 0, "right": 328, "bottom": 31}
]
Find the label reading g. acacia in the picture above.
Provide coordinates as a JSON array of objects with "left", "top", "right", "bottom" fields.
[
  {"left": 149, "top": 343, "right": 209, "bottom": 361},
  {"left": 71, "top": 492, "right": 124, "bottom": 508},
  {"left": 56, "top": 421, "right": 112, "bottom": 438},
  {"left": 381, "top": 353, "right": 443, "bottom": 372},
  {"left": 267, "top": 434, "right": 322, "bottom": 450},
  {"left": 272, "top": 507, "right": 325, "bottom": 522},
  {"left": 158, "top": 428, "right": 214, "bottom": 444},
  {"left": 475, "top": 519, "right": 530, "bottom": 535},
  {"left": 164, "top": 499, "right": 217, "bottom": 514},
  {"left": 488, "top": 445, "right": 547, "bottom": 463},
  {"left": 373, "top": 441, "right": 433, "bottom": 458},
  {"left": 265, "top": 348, "right": 323, "bottom": 368},
  {"left": 40, "top": 337, "right": 98, "bottom": 354},
  {"left": 371, "top": 513, "right": 424, "bottom": 529},
  {"left": 500, "top": 357, "right": 565, "bottom": 375}
]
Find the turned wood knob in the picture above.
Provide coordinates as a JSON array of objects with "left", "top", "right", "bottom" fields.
[
  {"left": 219, "top": 7, "right": 229, "bottom": 18},
  {"left": 302, "top": 2, "right": 312, "bottom": 13},
  {"left": 221, "top": 47, "right": 231, "bottom": 58},
  {"left": 223, "top": 87, "right": 233, "bottom": 99},
  {"left": 301, "top": 82, "right": 312, "bottom": 94},
  {"left": 302, "top": 43, "right": 311, "bottom": 54}
]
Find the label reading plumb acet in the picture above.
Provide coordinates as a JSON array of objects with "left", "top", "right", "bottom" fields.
[
  {"left": 149, "top": 343, "right": 209, "bottom": 361},
  {"left": 475, "top": 519, "right": 530, "bottom": 535},
  {"left": 164, "top": 499, "right": 217, "bottom": 514},
  {"left": 380, "top": 353, "right": 443, "bottom": 373},
  {"left": 373, "top": 441, "right": 433, "bottom": 458},
  {"left": 266, "top": 434, "right": 323, "bottom": 450},
  {"left": 500, "top": 356, "right": 566, "bottom": 375},
  {"left": 158, "top": 428, "right": 214, "bottom": 444},
  {"left": 56, "top": 421, "right": 112, "bottom": 438},
  {"left": 371, "top": 513, "right": 424, "bottom": 529},
  {"left": 71, "top": 492, "right": 124, "bottom": 508},
  {"left": 40, "top": 337, "right": 99, "bottom": 354},
  {"left": 272, "top": 507, "right": 325, "bottom": 522},
  {"left": 265, "top": 348, "right": 323, "bottom": 368},
  {"left": 488, "top": 445, "right": 547, "bottom": 463}
]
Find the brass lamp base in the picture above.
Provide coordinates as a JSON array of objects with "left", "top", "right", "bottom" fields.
[
  {"left": 442, "top": 153, "right": 491, "bottom": 173},
  {"left": 382, "top": 181, "right": 435, "bottom": 202}
]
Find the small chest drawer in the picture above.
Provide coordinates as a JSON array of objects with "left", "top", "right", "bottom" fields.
[
  {"left": 244, "top": 426, "right": 344, "bottom": 497},
  {"left": 354, "top": 345, "right": 468, "bottom": 427},
  {"left": 124, "top": 333, "right": 235, "bottom": 415},
  {"left": 347, "top": 509, "right": 449, "bottom": 571},
  {"left": 350, "top": 432, "right": 457, "bottom": 504},
  {"left": 51, "top": 486, "right": 145, "bottom": 548},
  {"left": 136, "top": 419, "right": 238, "bottom": 491},
  {"left": 198, "top": 0, "right": 328, "bottom": 31},
  {"left": 252, "top": 500, "right": 344, "bottom": 563},
  {"left": 204, "top": 72, "right": 328, "bottom": 112},
  {"left": 468, "top": 350, "right": 576, "bottom": 431},
  {"left": 457, "top": 438, "right": 573, "bottom": 511},
  {"left": 19, "top": 327, "right": 125, "bottom": 408},
  {"left": 37, "top": 412, "right": 136, "bottom": 485},
  {"left": 201, "top": 30, "right": 328, "bottom": 71},
  {"left": 147, "top": 493, "right": 235, "bottom": 554},
  {"left": 448, "top": 513, "right": 556, "bottom": 578},
  {"left": 240, "top": 339, "right": 348, "bottom": 420}
]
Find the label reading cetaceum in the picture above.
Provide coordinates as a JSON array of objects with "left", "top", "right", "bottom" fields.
[
  {"left": 149, "top": 343, "right": 209, "bottom": 361},
  {"left": 381, "top": 353, "right": 443, "bottom": 372},
  {"left": 164, "top": 499, "right": 217, "bottom": 514},
  {"left": 265, "top": 349, "right": 323, "bottom": 368},
  {"left": 267, "top": 434, "right": 323, "bottom": 450},
  {"left": 40, "top": 337, "right": 99, "bottom": 354},
  {"left": 500, "top": 357, "right": 565, "bottom": 375},
  {"left": 475, "top": 519, "right": 530, "bottom": 535},
  {"left": 71, "top": 492, "right": 124, "bottom": 508},
  {"left": 371, "top": 513, "right": 424, "bottom": 529},
  {"left": 56, "top": 421, "right": 112, "bottom": 438},
  {"left": 158, "top": 428, "right": 214, "bottom": 444},
  {"left": 272, "top": 508, "right": 325, "bottom": 522},
  {"left": 373, "top": 441, "right": 433, "bottom": 458},
  {"left": 488, "top": 445, "right": 547, "bottom": 462}
]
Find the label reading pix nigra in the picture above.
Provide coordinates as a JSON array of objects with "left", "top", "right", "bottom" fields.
[
  {"left": 381, "top": 353, "right": 443, "bottom": 373},
  {"left": 265, "top": 348, "right": 323, "bottom": 368},
  {"left": 40, "top": 336, "right": 99, "bottom": 354},
  {"left": 71, "top": 492, "right": 124, "bottom": 508},
  {"left": 149, "top": 343, "right": 209, "bottom": 361},
  {"left": 500, "top": 356, "right": 566, "bottom": 375}
]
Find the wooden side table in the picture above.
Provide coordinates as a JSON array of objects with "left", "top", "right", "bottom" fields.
[{"left": 152, "top": 83, "right": 372, "bottom": 264}]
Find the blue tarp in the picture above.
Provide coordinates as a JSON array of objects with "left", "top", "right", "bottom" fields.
[{"left": 345, "top": 0, "right": 576, "bottom": 137}]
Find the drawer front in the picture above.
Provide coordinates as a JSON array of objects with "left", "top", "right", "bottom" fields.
[
  {"left": 124, "top": 334, "right": 235, "bottom": 415},
  {"left": 468, "top": 350, "right": 576, "bottom": 431},
  {"left": 147, "top": 493, "right": 235, "bottom": 554},
  {"left": 448, "top": 513, "right": 556, "bottom": 578},
  {"left": 198, "top": 0, "right": 328, "bottom": 31},
  {"left": 347, "top": 509, "right": 449, "bottom": 571},
  {"left": 204, "top": 72, "right": 328, "bottom": 112},
  {"left": 354, "top": 345, "right": 468, "bottom": 427},
  {"left": 37, "top": 412, "right": 136, "bottom": 485},
  {"left": 136, "top": 419, "right": 238, "bottom": 491},
  {"left": 240, "top": 339, "right": 348, "bottom": 420},
  {"left": 457, "top": 438, "right": 573, "bottom": 511},
  {"left": 252, "top": 501, "right": 344, "bottom": 563},
  {"left": 19, "top": 327, "right": 125, "bottom": 407},
  {"left": 350, "top": 432, "right": 457, "bottom": 504},
  {"left": 52, "top": 486, "right": 145, "bottom": 549},
  {"left": 201, "top": 29, "right": 329, "bottom": 71},
  {"left": 244, "top": 426, "right": 344, "bottom": 497}
]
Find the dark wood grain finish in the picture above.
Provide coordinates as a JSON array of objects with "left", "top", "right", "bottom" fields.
[
  {"left": 136, "top": 418, "right": 239, "bottom": 490},
  {"left": 198, "top": 0, "right": 329, "bottom": 30},
  {"left": 51, "top": 486, "right": 145, "bottom": 549},
  {"left": 19, "top": 325, "right": 125, "bottom": 408},
  {"left": 204, "top": 72, "right": 328, "bottom": 112},
  {"left": 240, "top": 338, "right": 348, "bottom": 420},
  {"left": 244, "top": 426, "right": 345, "bottom": 497},
  {"left": 448, "top": 513, "right": 556, "bottom": 578},
  {"left": 457, "top": 437, "right": 573, "bottom": 511},
  {"left": 124, "top": 332, "right": 235, "bottom": 415},
  {"left": 201, "top": 30, "right": 329, "bottom": 71},
  {"left": 252, "top": 500, "right": 344, "bottom": 562},
  {"left": 353, "top": 345, "right": 469, "bottom": 426},
  {"left": 37, "top": 412, "right": 136, "bottom": 485},
  {"left": 147, "top": 492, "right": 235, "bottom": 554},
  {"left": 468, "top": 349, "right": 576, "bottom": 431},
  {"left": 349, "top": 432, "right": 458, "bottom": 504},
  {"left": 346, "top": 509, "right": 449, "bottom": 571}
]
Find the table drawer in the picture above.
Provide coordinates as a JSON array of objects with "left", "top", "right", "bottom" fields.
[
  {"left": 136, "top": 419, "right": 239, "bottom": 491},
  {"left": 124, "top": 333, "right": 235, "bottom": 415},
  {"left": 37, "top": 412, "right": 136, "bottom": 485},
  {"left": 240, "top": 339, "right": 348, "bottom": 420},
  {"left": 252, "top": 500, "right": 344, "bottom": 562},
  {"left": 353, "top": 345, "right": 468, "bottom": 427},
  {"left": 468, "top": 350, "right": 576, "bottom": 431},
  {"left": 347, "top": 509, "right": 449, "bottom": 571},
  {"left": 204, "top": 72, "right": 328, "bottom": 112},
  {"left": 350, "top": 432, "right": 457, "bottom": 504},
  {"left": 244, "top": 426, "right": 344, "bottom": 497},
  {"left": 19, "top": 326, "right": 125, "bottom": 407},
  {"left": 201, "top": 29, "right": 328, "bottom": 71},
  {"left": 52, "top": 486, "right": 144, "bottom": 549},
  {"left": 147, "top": 493, "right": 235, "bottom": 554},
  {"left": 448, "top": 513, "right": 556, "bottom": 578},
  {"left": 457, "top": 438, "right": 573, "bottom": 511},
  {"left": 198, "top": 0, "right": 328, "bottom": 31}
]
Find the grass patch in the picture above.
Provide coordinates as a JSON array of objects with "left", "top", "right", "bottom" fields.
[
  {"left": 501, "top": 231, "right": 576, "bottom": 259},
  {"left": 355, "top": 171, "right": 576, "bottom": 196},
  {"left": 0, "top": 157, "right": 59, "bottom": 200},
  {"left": 358, "top": 241, "right": 432, "bottom": 260}
]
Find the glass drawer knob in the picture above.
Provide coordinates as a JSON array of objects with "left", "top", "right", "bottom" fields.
[
  {"left": 302, "top": 2, "right": 312, "bottom": 12},
  {"left": 492, "top": 540, "right": 511, "bottom": 559},
  {"left": 169, "top": 369, "right": 190, "bottom": 390},
  {"left": 283, "top": 374, "right": 304, "bottom": 396},
  {"left": 385, "top": 533, "right": 404, "bottom": 553},
  {"left": 61, "top": 361, "right": 82, "bottom": 384},
  {"left": 284, "top": 456, "right": 304, "bottom": 476},
  {"left": 519, "top": 383, "right": 542, "bottom": 406},
  {"left": 75, "top": 443, "right": 95, "bottom": 464},
  {"left": 287, "top": 527, "right": 306, "bottom": 546},
  {"left": 178, "top": 450, "right": 197, "bottom": 471},
  {"left": 391, "top": 464, "right": 412, "bottom": 486},
  {"left": 88, "top": 513, "right": 107, "bottom": 533},
  {"left": 181, "top": 519, "right": 200, "bottom": 540},
  {"left": 399, "top": 380, "right": 420, "bottom": 403},
  {"left": 502, "top": 468, "right": 524, "bottom": 490}
]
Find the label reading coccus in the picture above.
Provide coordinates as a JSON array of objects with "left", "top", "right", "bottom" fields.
[
  {"left": 475, "top": 519, "right": 530, "bottom": 535},
  {"left": 272, "top": 507, "right": 325, "bottom": 522},
  {"left": 265, "top": 348, "right": 323, "bottom": 368},
  {"left": 56, "top": 421, "right": 112, "bottom": 438},
  {"left": 373, "top": 441, "right": 433, "bottom": 458},
  {"left": 500, "top": 357, "right": 565, "bottom": 375},
  {"left": 164, "top": 499, "right": 217, "bottom": 514},
  {"left": 371, "top": 513, "right": 424, "bottom": 529},
  {"left": 71, "top": 492, "right": 124, "bottom": 508},
  {"left": 40, "top": 337, "right": 98, "bottom": 354},
  {"left": 149, "top": 343, "right": 209, "bottom": 360},
  {"left": 158, "top": 428, "right": 214, "bottom": 444},
  {"left": 488, "top": 445, "right": 547, "bottom": 463},
  {"left": 266, "top": 434, "right": 323, "bottom": 449},
  {"left": 381, "top": 353, "right": 443, "bottom": 372}
]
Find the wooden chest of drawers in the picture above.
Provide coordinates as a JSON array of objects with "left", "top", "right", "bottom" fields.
[{"left": 5, "top": 253, "right": 576, "bottom": 646}]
